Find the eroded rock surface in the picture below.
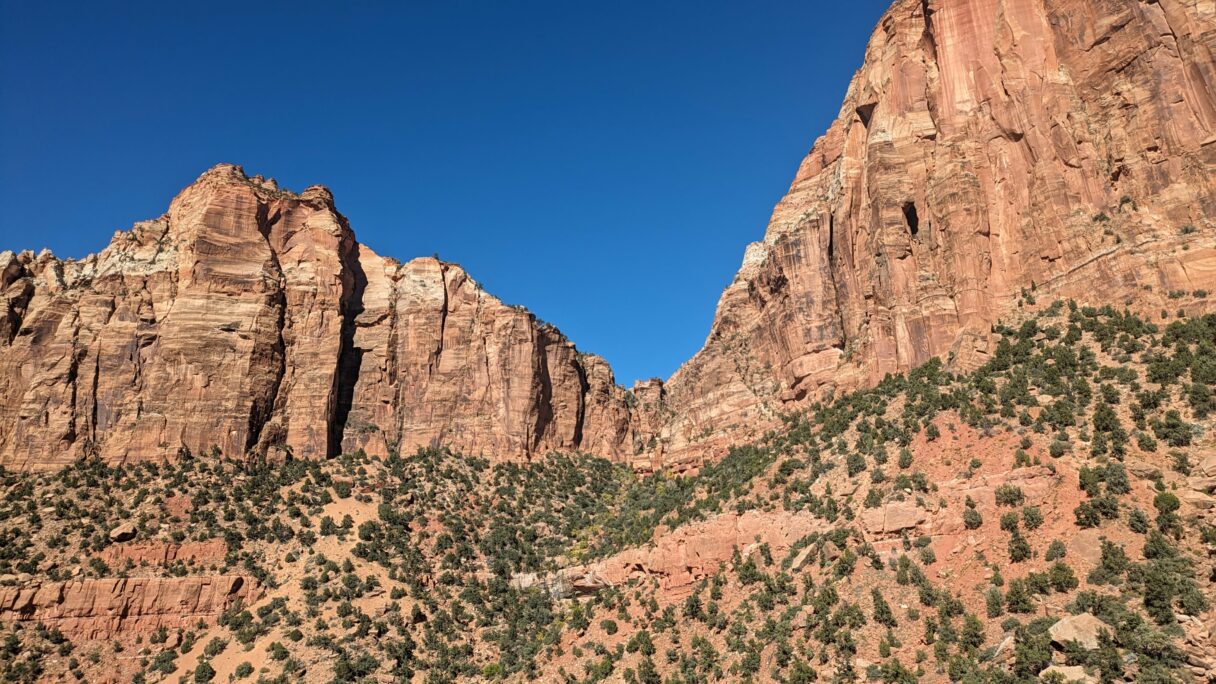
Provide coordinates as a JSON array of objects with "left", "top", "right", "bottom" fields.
[
  {"left": 572, "top": 510, "right": 825, "bottom": 599},
  {"left": 0, "top": 166, "right": 640, "bottom": 468},
  {"left": 1049, "top": 612, "right": 1114, "bottom": 650},
  {"left": 99, "top": 539, "right": 228, "bottom": 568},
  {"left": 646, "top": 0, "right": 1216, "bottom": 466},
  {"left": 0, "top": 575, "right": 258, "bottom": 639},
  {"left": 3, "top": 0, "right": 1216, "bottom": 471}
]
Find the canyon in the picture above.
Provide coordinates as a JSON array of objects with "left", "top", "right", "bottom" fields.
[
  {"left": 3, "top": 0, "right": 1216, "bottom": 472},
  {"left": 2, "top": 1, "right": 1216, "bottom": 681}
]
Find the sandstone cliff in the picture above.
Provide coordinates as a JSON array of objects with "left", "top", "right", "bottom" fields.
[
  {"left": 3, "top": 0, "right": 1216, "bottom": 470},
  {"left": 0, "top": 575, "right": 258, "bottom": 640},
  {"left": 648, "top": 0, "right": 1216, "bottom": 465},
  {"left": 0, "top": 166, "right": 639, "bottom": 469}
]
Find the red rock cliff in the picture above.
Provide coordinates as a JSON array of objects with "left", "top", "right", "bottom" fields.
[
  {"left": 3, "top": 0, "right": 1216, "bottom": 470},
  {"left": 646, "top": 0, "right": 1216, "bottom": 466},
  {"left": 0, "top": 575, "right": 258, "bottom": 640},
  {"left": 0, "top": 166, "right": 639, "bottom": 469}
]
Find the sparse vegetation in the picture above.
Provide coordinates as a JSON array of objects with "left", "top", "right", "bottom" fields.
[{"left": 1, "top": 303, "right": 1214, "bottom": 682}]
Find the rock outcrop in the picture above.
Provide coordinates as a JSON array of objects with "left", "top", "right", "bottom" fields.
[
  {"left": 571, "top": 509, "right": 825, "bottom": 599},
  {"left": 645, "top": 0, "right": 1216, "bottom": 466},
  {"left": 1049, "top": 612, "right": 1114, "bottom": 650},
  {"left": 3, "top": 0, "right": 1216, "bottom": 470},
  {"left": 99, "top": 539, "right": 228, "bottom": 568},
  {"left": 0, "top": 575, "right": 258, "bottom": 639},
  {"left": 1038, "top": 665, "right": 1096, "bottom": 684},
  {"left": 0, "top": 166, "right": 640, "bottom": 469}
]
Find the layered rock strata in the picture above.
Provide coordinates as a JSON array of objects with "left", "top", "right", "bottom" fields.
[
  {"left": 99, "top": 540, "right": 228, "bottom": 568},
  {"left": 0, "top": 166, "right": 639, "bottom": 468},
  {"left": 0, "top": 575, "right": 258, "bottom": 640},
  {"left": 649, "top": 0, "right": 1216, "bottom": 465},
  {"left": 3, "top": 0, "right": 1216, "bottom": 469}
]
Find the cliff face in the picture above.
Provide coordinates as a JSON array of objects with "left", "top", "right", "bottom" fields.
[
  {"left": 0, "top": 166, "right": 639, "bottom": 469},
  {"left": 647, "top": 0, "right": 1216, "bottom": 465},
  {"left": 0, "top": 575, "right": 258, "bottom": 640},
  {"left": 3, "top": 0, "right": 1216, "bottom": 470}
]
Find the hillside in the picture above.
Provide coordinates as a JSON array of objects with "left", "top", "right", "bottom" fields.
[
  {"left": 2, "top": 302, "right": 1215, "bottom": 683},
  {"left": 3, "top": 0, "right": 1216, "bottom": 682}
]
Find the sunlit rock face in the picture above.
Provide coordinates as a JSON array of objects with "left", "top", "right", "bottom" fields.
[
  {"left": 0, "top": 575, "right": 259, "bottom": 640},
  {"left": 0, "top": 166, "right": 640, "bottom": 469},
  {"left": 2, "top": 0, "right": 1215, "bottom": 471},
  {"left": 647, "top": 0, "right": 1216, "bottom": 468}
]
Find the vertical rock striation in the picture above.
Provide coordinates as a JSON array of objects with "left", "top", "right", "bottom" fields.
[
  {"left": 646, "top": 0, "right": 1216, "bottom": 467},
  {"left": 0, "top": 575, "right": 259, "bottom": 639},
  {"left": 0, "top": 167, "right": 360, "bottom": 467},
  {"left": 0, "top": 166, "right": 640, "bottom": 469},
  {"left": 339, "top": 250, "right": 640, "bottom": 462}
]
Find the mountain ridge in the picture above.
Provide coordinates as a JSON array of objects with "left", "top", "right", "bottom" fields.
[
  {"left": 4, "top": 1, "right": 1216, "bottom": 682},
  {"left": 4, "top": 0, "right": 1216, "bottom": 473},
  {"left": 0, "top": 164, "right": 647, "bottom": 469}
]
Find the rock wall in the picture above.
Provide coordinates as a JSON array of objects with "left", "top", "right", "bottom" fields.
[
  {"left": 0, "top": 575, "right": 258, "bottom": 639},
  {"left": 0, "top": 167, "right": 359, "bottom": 468},
  {"left": 647, "top": 0, "right": 1216, "bottom": 465},
  {"left": 338, "top": 250, "right": 639, "bottom": 462},
  {"left": 0, "top": 166, "right": 641, "bottom": 469},
  {"left": 3, "top": 0, "right": 1216, "bottom": 470},
  {"left": 99, "top": 540, "right": 228, "bottom": 568}
]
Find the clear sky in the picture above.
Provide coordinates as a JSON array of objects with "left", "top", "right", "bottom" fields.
[{"left": 1, "top": 0, "right": 889, "bottom": 387}]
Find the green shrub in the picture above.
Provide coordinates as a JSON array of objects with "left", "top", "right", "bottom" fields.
[
  {"left": 995, "top": 485, "right": 1025, "bottom": 507},
  {"left": 1022, "top": 506, "right": 1043, "bottom": 530},
  {"left": 963, "top": 507, "right": 983, "bottom": 530}
]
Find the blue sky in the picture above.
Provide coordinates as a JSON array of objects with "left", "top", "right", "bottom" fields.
[{"left": 0, "top": 0, "right": 888, "bottom": 386}]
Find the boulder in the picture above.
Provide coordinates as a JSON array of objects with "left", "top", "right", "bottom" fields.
[
  {"left": 108, "top": 522, "right": 137, "bottom": 543},
  {"left": 561, "top": 569, "right": 612, "bottom": 596},
  {"left": 862, "top": 501, "right": 925, "bottom": 535},
  {"left": 788, "top": 546, "right": 814, "bottom": 572},
  {"left": 1068, "top": 530, "right": 1104, "bottom": 567},
  {"left": 1188, "top": 476, "right": 1216, "bottom": 495},
  {"left": 1183, "top": 490, "right": 1215, "bottom": 511},
  {"left": 1196, "top": 454, "right": 1216, "bottom": 478},
  {"left": 991, "top": 635, "right": 1015, "bottom": 662},
  {"left": 1050, "top": 613, "right": 1114, "bottom": 650}
]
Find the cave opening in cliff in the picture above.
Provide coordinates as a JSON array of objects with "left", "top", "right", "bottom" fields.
[
  {"left": 902, "top": 202, "right": 920, "bottom": 237},
  {"left": 856, "top": 102, "right": 876, "bottom": 128}
]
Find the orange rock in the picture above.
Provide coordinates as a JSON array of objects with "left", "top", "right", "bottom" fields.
[
  {"left": 1049, "top": 612, "right": 1115, "bottom": 650},
  {"left": 0, "top": 575, "right": 258, "bottom": 640},
  {"left": 163, "top": 494, "right": 193, "bottom": 519},
  {"left": 3, "top": 0, "right": 1215, "bottom": 471},
  {"left": 862, "top": 501, "right": 926, "bottom": 536},
  {"left": 642, "top": 0, "right": 1216, "bottom": 465},
  {"left": 576, "top": 509, "right": 824, "bottom": 599},
  {"left": 99, "top": 539, "right": 227, "bottom": 567},
  {"left": 0, "top": 166, "right": 641, "bottom": 468},
  {"left": 339, "top": 253, "right": 640, "bottom": 461}
]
